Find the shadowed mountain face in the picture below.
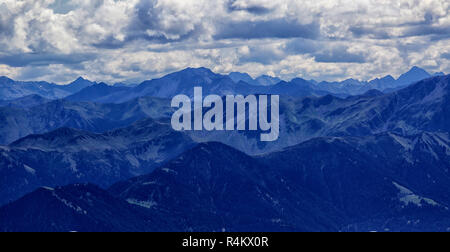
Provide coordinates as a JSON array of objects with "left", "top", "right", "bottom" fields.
[
  {"left": 0, "top": 143, "right": 343, "bottom": 232},
  {"left": 0, "top": 94, "right": 50, "bottom": 108},
  {"left": 0, "top": 118, "right": 194, "bottom": 206},
  {"left": 64, "top": 77, "right": 97, "bottom": 93},
  {"left": 0, "top": 96, "right": 173, "bottom": 145},
  {"left": 108, "top": 142, "right": 344, "bottom": 232},
  {"left": 0, "top": 184, "right": 158, "bottom": 232},
  {"left": 2, "top": 136, "right": 450, "bottom": 232},
  {"left": 65, "top": 83, "right": 132, "bottom": 103},
  {"left": 396, "top": 66, "right": 432, "bottom": 87},
  {"left": 260, "top": 132, "right": 450, "bottom": 231}
]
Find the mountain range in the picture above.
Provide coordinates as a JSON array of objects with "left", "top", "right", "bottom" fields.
[
  {"left": 1, "top": 72, "right": 447, "bottom": 151},
  {"left": 0, "top": 67, "right": 449, "bottom": 232},
  {"left": 61, "top": 66, "right": 440, "bottom": 103},
  {"left": 0, "top": 96, "right": 173, "bottom": 145},
  {"left": 187, "top": 74, "right": 450, "bottom": 154},
  {"left": 2, "top": 136, "right": 450, "bottom": 232},
  {"left": 0, "top": 76, "right": 96, "bottom": 101},
  {"left": 0, "top": 66, "right": 441, "bottom": 104},
  {"left": 0, "top": 118, "right": 194, "bottom": 206}
]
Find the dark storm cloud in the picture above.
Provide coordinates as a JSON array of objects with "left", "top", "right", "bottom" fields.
[
  {"left": 284, "top": 40, "right": 367, "bottom": 64},
  {"left": 0, "top": 53, "right": 96, "bottom": 67},
  {"left": 92, "top": 36, "right": 127, "bottom": 50},
  {"left": 349, "top": 11, "right": 449, "bottom": 41},
  {"left": 214, "top": 18, "right": 320, "bottom": 40},
  {"left": 226, "top": 0, "right": 273, "bottom": 15},
  {"left": 0, "top": 22, "right": 9, "bottom": 35},
  {"left": 313, "top": 46, "right": 367, "bottom": 63},
  {"left": 401, "top": 24, "right": 450, "bottom": 38},
  {"left": 17, "top": 66, "right": 55, "bottom": 80},
  {"left": 238, "top": 46, "right": 285, "bottom": 65},
  {"left": 128, "top": 27, "right": 203, "bottom": 44},
  {"left": 0, "top": 4, "right": 14, "bottom": 36},
  {"left": 349, "top": 26, "right": 392, "bottom": 40},
  {"left": 284, "top": 38, "right": 321, "bottom": 54},
  {"left": 442, "top": 52, "right": 450, "bottom": 60}
]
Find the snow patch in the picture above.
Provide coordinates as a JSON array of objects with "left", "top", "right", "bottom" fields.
[
  {"left": 63, "top": 154, "right": 78, "bottom": 173},
  {"left": 127, "top": 199, "right": 157, "bottom": 209},
  {"left": 23, "top": 164, "right": 36, "bottom": 175},
  {"left": 389, "top": 133, "right": 416, "bottom": 151},
  {"left": 52, "top": 192, "right": 87, "bottom": 214},
  {"left": 393, "top": 182, "right": 439, "bottom": 207},
  {"left": 126, "top": 154, "right": 140, "bottom": 168},
  {"left": 161, "top": 168, "right": 178, "bottom": 175}
]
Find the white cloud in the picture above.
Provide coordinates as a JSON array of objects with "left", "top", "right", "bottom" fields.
[{"left": 0, "top": 0, "right": 448, "bottom": 83}]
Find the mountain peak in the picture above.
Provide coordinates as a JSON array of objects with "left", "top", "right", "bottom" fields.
[
  {"left": 396, "top": 66, "right": 431, "bottom": 86},
  {"left": 162, "top": 67, "right": 220, "bottom": 81},
  {"left": 381, "top": 75, "right": 395, "bottom": 81},
  {"left": 405, "top": 66, "right": 430, "bottom": 76},
  {"left": 63, "top": 76, "right": 96, "bottom": 93},
  {"left": 181, "top": 67, "right": 215, "bottom": 75},
  {"left": 255, "top": 75, "right": 282, "bottom": 86},
  {"left": 69, "top": 76, "right": 90, "bottom": 84},
  {"left": 0, "top": 76, "right": 14, "bottom": 82},
  {"left": 229, "top": 72, "right": 256, "bottom": 85},
  {"left": 69, "top": 76, "right": 98, "bottom": 86}
]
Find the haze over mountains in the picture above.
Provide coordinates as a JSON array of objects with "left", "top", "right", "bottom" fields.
[
  {"left": 0, "top": 67, "right": 449, "bottom": 231},
  {"left": 0, "top": 66, "right": 441, "bottom": 103},
  {"left": 0, "top": 76, "right": 96, "bottom": 101},
  {"left": 0, "top": 66, "right": 441, "bottom": 147}
]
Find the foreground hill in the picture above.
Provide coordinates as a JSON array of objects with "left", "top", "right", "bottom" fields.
[
  {"left": 261, "top": 132, "right": 450, "bottom": 231},
  {"left": 2, "top": 137, "right": 450, "bottom": 232},
  {"left": 0, "top": 184, "right": 158, "bottom": 232},
  {"left": 0, "top": 143, "right": 343, "bottom": 232},
  {"left": 109, "top": 142, "right": 343, "bottom": 232}
]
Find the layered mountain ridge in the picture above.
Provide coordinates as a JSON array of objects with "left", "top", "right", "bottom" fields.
[{"left": 0, "top": 68, "right": 449, "bottom": 232}]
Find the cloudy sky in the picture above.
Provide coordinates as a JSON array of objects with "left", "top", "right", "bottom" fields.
[{"left": 0, "top": 0, "right": 449, "bottom": 84}]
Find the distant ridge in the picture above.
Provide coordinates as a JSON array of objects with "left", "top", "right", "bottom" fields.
[
  {"left": 0, "top": 66, "right": 445, "bottom": 104},
  {"left": 0, "top": 76, "right": 96, "bottom": 101}
]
